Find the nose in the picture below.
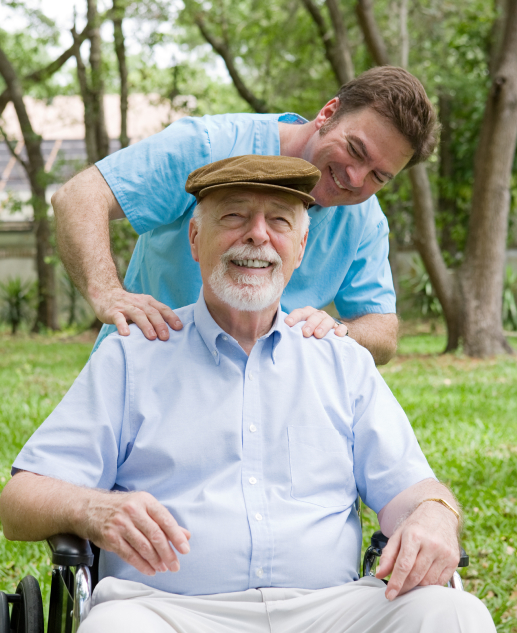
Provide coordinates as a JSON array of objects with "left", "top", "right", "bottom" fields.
[
  {"left": 346, "top": 164, "right": 369, "bottom": 189},
  {"left": 243, "top": 213, "right": 270, "bottom": 245}
]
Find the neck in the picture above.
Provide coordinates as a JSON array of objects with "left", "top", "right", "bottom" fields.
[
  {"left": 278, "top": 120, "right": 317, "bottom": 158},
  {"left": 203, "top": 287, "right": 279, "bottom": 355}
]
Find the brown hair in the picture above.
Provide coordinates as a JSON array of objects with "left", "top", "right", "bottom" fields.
[{"left": 324, "top": 66, "right": 439, "bottom": 168}]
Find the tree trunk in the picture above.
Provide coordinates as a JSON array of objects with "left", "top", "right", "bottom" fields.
[
  {"left": 301, "top": 0, "right": 353, "bottom": 86},
  {"left": 194, "top": 13, "right": 270, "bottom": 113},
  {"left": 0, "top": 48, "right": 58, "bottom": 331},
  {"left": 113, "top": 0, "right": 129, "bottom": 149},
  {"left": 87, "top": 0, "right": 110, "bottom": 160},
  {"left": 73, "top": 27, "right": 98, "bottom": 164},
  {"left": 459, "top": 0, "right": 517, "bottom": 356},
  {"left": 356, "top": 0, "right": 390, "bottom": 66},
  {"left": 437, "top": 92, "right": 459, "bottom": 260},
  {"left": 324, "top": 0, "right": 354, "bottom": 84}
]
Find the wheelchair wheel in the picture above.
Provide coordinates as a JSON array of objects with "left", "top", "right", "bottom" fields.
[
  {"left": 10, "top": 576, "right": 44, "bottom": 633},
  {"left": 0, "top": 592, "right": 10, "bottom": 633}
]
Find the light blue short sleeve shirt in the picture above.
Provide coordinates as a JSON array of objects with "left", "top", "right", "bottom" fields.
[
  {"left": 92, "top": 113, "right": 395, "bottom": 352},
  {"left": 13, "top": 293, "right": 434, "bottom": 596}
]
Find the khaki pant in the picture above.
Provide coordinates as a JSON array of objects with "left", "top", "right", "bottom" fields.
[{"left": 79, "top": 576, "right": 496, "bottom": 633}]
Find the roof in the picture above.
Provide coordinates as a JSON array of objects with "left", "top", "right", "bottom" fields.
[
  {"left": 0, "top": 93, "right": 192, "bottom": 207},
  {"left": 0, "top": 93, "right": 192, "bottom": 141}
]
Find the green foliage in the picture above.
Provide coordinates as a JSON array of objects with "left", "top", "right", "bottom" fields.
[
  {"left": 399, "top": 255, "right": 443, "bottom": 318},
  {"left": 502, "top": 267, "right": 517, "bottom": 332},
  {"left": 0, "top": 277, "right": 36, "bottom": 334},
  {"left": 110, "top": 218, "right": 139, "bottom": 278}
]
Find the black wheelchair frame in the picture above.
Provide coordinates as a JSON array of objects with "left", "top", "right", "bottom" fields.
[{"left": 0, "top": 530, "right": 469, "bottom": 633}]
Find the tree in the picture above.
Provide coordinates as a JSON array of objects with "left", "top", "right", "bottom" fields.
[
  {"left": 72, "top": 0, "right": 110, "bottom": 164},
  {"left": 113, "top": 0, "right": 129, "bottom": 149},
  {"left": 358, "top": 0, "right": 517, "bottom": 356},
  {"left": 0, "top": 48, "right": 58, "bottom": 331}
]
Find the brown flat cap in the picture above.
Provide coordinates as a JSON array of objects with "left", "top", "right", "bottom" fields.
[{"left": 185, "top": 155, "right": 321, "bottom": 205}]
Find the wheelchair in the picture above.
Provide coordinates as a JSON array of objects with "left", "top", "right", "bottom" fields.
[{"left": 0, "top": 529, "right": 470, "bottom": 633}]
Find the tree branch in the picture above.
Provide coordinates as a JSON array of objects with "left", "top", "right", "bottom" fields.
[
  {"left": 355, "top": 0, "right": 390, "bottom": 66},
  {"left": 0, "top": 19, "right": 93, "bottom": 117},
  {"left": 0, "top": 124, "right": 29, "bottom": 172},
  {"left": 194, "top": 13, "right": 269, "bottom": 114},
  {"left": 300, "top": 0, "right": 350, "bottom": 86},
  {"left": 324, "top": 0, "right": 354, "bottom": 83}
]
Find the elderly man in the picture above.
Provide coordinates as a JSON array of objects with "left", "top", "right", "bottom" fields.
[
  {"left": 1, "top": 157, "right": 494, "bottom": 633},
  {"left": 52, "top": 66, "right": 438, "bottom": 365}
]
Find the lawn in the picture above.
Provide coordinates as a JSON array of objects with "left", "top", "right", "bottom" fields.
[{"left": 0, "top": 331, "right": 516, "bottom": 631}]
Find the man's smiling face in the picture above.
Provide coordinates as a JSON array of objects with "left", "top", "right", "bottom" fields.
[
  {"left": 189, "top": 187, "right": 308, "bottom": 312},
  {"left": 303, "top": 103, "right": 414, "bottom": 208}
]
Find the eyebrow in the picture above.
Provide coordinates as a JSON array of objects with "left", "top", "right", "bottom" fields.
[{"left": 348, "top": 135, "right": 394, "bottom": 182}]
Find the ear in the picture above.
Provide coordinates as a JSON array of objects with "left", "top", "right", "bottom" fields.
[
  {"left": 189, "top": 217, "right": 200, "bottom": 263},
  {"left": 314, "top": 98, "right": 339, "bottom": 131},
  {"left": 294, "top": 228, "right": 309, "bottom": 270}
]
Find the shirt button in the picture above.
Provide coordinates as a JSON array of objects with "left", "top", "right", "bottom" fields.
[
  {"left": 249, "top": 424, "right": 257, "bottom": 433},
  {"left": 256, "top": 568, "right": 263, "bottom": 578},
  {"left": 212, "top": 350, "right": 218, "bottom": 357},
  {"left": 249, "top": 477, "right": 257, "bottom": 485},
  {"left": 255, "top": 513, "right": 262, "bottom": 521},
  {"left": 249, "top": 372, "right": 254, "bottom": 380},
  {"left": 222, "top": 335, "right": 228, "bottom": 341}
]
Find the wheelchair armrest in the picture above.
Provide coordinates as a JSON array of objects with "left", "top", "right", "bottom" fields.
[
  {"left": 47, "top": 534, "right": 95, "bottom": 567},
  {"left": 369, "top": 530, "right": 470, "bottom": 567}
]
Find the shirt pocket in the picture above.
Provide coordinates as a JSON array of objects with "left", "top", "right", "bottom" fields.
[{"left": 287, "top": 426, "right": 355, "bottom": 508}]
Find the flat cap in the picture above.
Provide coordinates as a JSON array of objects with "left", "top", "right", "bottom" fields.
[{"left": 185, "top": 155, "right": 321, "bottom": 206}]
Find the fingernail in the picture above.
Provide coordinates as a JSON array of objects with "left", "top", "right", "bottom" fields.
[
  {"left": 285, "top": 317, "right": 292, "bottom": 323},
  {"left": 170, "top": 561, "right": 180, "bottom": 572},
  {"left": 303, "top": 327, "right": 311, "bottom": 334},
  {"left": 158, "top": 563, "right": 167, "bottom": 573},
  {"left": 178, "top": 542, "right": 190, "bottom": 554},
  {"left": 149, "top": 329, "right": 156, "bottom": 338},
  {"left": 386, "top": 590, "right": 397, "bottom": 601},
  {"left": 174, "top": 322, "right": 182, "bottom": 329},
  {"left": 316, "top": 327, "right": 323, "bottom": 333}
]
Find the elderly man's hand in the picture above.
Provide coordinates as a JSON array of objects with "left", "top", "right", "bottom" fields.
[
  {"left": 375, "top": 501, "right": 460, "bottom": 600},
  {"left": 284, "top": 306, "right": 348, "bottom": 338},
  {"left": 85, "top": 490, "right": 191, "bottom": 576},
  {"left": 91, "top": 287, "right": 183, "bottom": 341}
]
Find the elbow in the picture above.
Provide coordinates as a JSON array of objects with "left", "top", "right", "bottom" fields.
[
  {"left": 374, "top": 339, "right": 397, "bottom": 366},
  {"left": 0, "top": 487, "right": 16, "bottom": 541},
  {"left": 51, "top": 187, "right": 64, "bottom": 219}
]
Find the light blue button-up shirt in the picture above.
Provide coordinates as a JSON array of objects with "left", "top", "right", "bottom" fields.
[
  {"left": 92, "top": 112, "right": 396, "bottom": 353},
  {"left": 13, "top": 293, "right": 434, "bottom": 596}
]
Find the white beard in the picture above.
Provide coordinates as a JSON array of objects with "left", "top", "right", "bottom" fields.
[{"left": 208, "top": 244, "right": 285, "bottom": 312}]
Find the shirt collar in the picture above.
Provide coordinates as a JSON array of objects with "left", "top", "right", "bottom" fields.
[{"left": 193, "top": 289, "right": 283, "bottom": 365}]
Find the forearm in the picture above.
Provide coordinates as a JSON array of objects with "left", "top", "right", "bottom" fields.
[
  {"left": 52, "top": 166, "right": 124, "bottom": 308},
  {"left": 377, "top": 478, "right": 461, "bottom": 538},
  {"left": 340, "top": 313, "right": 398, "bottom": 365},
  {"left": 0, "top": 472, "right": 92, "bottom": 542}
]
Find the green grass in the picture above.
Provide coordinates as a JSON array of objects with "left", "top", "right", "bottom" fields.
[
  {"left": 0, "top": 335, "right": 92, "bottom": 611},
  {"left": 1, "top": 332, "right": 517, "bottom": 630}
]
